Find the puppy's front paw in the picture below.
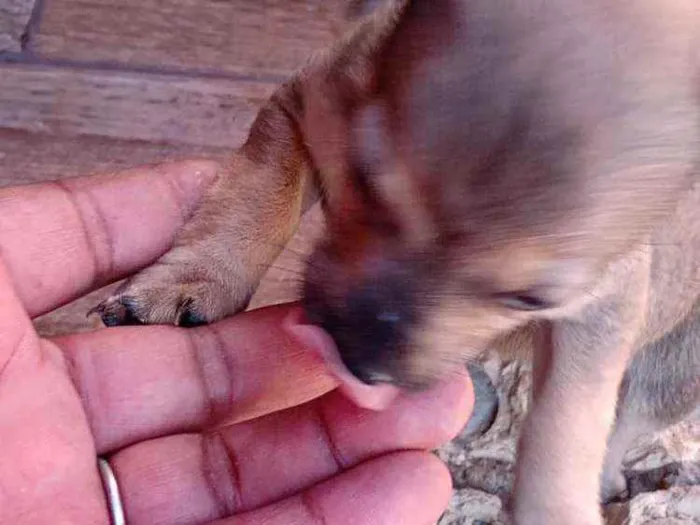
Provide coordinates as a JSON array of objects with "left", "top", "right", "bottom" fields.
[
  {"left": 92, "top": 248, "right": 253, "bottom": 327},
  {"left": 93, "top": 281, "right": 228, "bottom": 328}
]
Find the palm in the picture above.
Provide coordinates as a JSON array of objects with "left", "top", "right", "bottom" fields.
[
  {"left": 0, "top": 162, "right": 471, "bottom": 525},
  {"left": 0, "top": 328, "right": 103, "bottom": 523}
]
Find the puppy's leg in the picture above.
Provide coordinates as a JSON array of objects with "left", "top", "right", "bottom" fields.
[
  {"left": 601, "top": 301, "right": 700, "bottom": 502},
  {"left": 512, "top": 249, "right": 651, "bottom": 525},
  {"left": 94, "top": 92, "right": 318, "bottom": 326},
  {"left": 94, "top": 4, "right": 406, "bottom": 326},
  {"left": 599, "top": 411, "right": 658, "bottom": 503}
]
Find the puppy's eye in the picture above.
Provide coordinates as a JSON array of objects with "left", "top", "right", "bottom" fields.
[{"left": 494, "top": 291, "right": 555, "bottom": 312}]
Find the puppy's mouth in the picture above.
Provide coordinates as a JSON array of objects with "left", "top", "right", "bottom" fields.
[{"left": 284, "top": 307, "right": 400, "bottom": 410}]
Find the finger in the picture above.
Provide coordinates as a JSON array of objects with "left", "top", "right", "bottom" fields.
[
  {"left": 104, "top": 373, "right": 470, "bottom": 524},
  {"left": 218, "top": 452, "right": 451, "bottom": 525},
  {"left": 0, "top": 160, "right": 217, "bottom": 316},
  {"left": 56, "top": 304, "right": 338, "bottom": 452}
]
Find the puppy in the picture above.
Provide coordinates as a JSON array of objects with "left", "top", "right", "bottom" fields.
[{"left": 94, "top": 1, "right": 700, "bottom": 523}]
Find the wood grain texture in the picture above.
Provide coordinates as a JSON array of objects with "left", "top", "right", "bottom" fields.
[
  {"left": 0, "top": 128, "right": 228, "bottom": 187},
  {"left": 33, "top": 0, "right": 346, "bottom": 77},
  {"left": 0, "top": 0, "right": 36, "bottom": 52},
  {"left": 0, "top": 63, "right": 275, "bottom": 147}
]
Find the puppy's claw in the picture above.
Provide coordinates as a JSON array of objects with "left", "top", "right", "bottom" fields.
[
  {"left": 174, "top": 299, "right": 208, "bottom": 328},
  {"left": 90, "top": 283, "right": 227, "bottom": 328},
  {"left": 90, "top": 296, "right": 145, "bottom": 327}
]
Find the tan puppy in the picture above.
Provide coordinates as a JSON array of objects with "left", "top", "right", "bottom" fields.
[{"left": 94, "top": 1, "right": 700, "bottom": 523}]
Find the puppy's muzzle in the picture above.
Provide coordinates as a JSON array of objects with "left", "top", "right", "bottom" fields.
[{"left": 302, "top": 276, "right": 418, "bottom": 386}]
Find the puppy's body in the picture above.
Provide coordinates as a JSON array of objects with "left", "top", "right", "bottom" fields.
[
  {"left": 489, "top": 181, "right": 700, "bottom": 503},
  {"left": 95, "top": 1, "right": 700, "bottom": 523}
]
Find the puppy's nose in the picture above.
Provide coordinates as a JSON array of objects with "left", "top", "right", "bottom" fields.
[
  {"left": 303, "top": 281, "right": 415, "bottom": 385},
  {"left": 346, "top": 286, "right": 407, "bottom": 346}
]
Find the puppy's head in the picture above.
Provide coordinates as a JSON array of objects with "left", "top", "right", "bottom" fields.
[{"left": 303, "top": 0, "right": 700, "bottom": 388}]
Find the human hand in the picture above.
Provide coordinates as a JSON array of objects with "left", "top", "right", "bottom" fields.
[{"left": 0, "top": 161, "right": 473, "bottom": 525}]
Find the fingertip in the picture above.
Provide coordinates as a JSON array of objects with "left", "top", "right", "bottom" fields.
[
  {"left": 155, "top": 159, "right": 220, "bottom": 217},
  {"left": 347, "top": 451, "right": 454, "bottom": 524},
  {"left": 387, "top": 370, "right": 475, "bottom": 446},
  {"left": 398, "top": 452, "right": 454, "bottom": 523},
  {"left": 167, "top": 159, "right": 221, "bottom": 185},
  {"left": 420, "top": 451, "right": 454, "bottom": 500},
  {"left": 435, "top": 370, "right": 475, "bottom": 443}
]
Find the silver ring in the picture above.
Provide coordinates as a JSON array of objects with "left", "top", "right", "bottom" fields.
[{"left": 98, "top": 458, "right": 126, "bottom": 525}]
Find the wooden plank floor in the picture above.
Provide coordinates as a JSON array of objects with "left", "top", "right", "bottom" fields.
[
  {"left": 0, "top": 63, "right": 274, "bottom": 147},
  {"left": 34, "top": 0, "right": 346, "bottom": 77},
  {"left": 0, "top": 0, "right": 335, "bottom": 334}
]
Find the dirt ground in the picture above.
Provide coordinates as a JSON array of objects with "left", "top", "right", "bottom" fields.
[{"left": 437, "top": 357, "right": 700, "bottom": 525}]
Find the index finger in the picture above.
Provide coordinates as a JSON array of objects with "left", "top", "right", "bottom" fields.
[
  {"left": 54, "top": 304, "right": 339, "bottom": 453},
  {"left": 0, "top": 160, "right": 217, "bottom": 317}
]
